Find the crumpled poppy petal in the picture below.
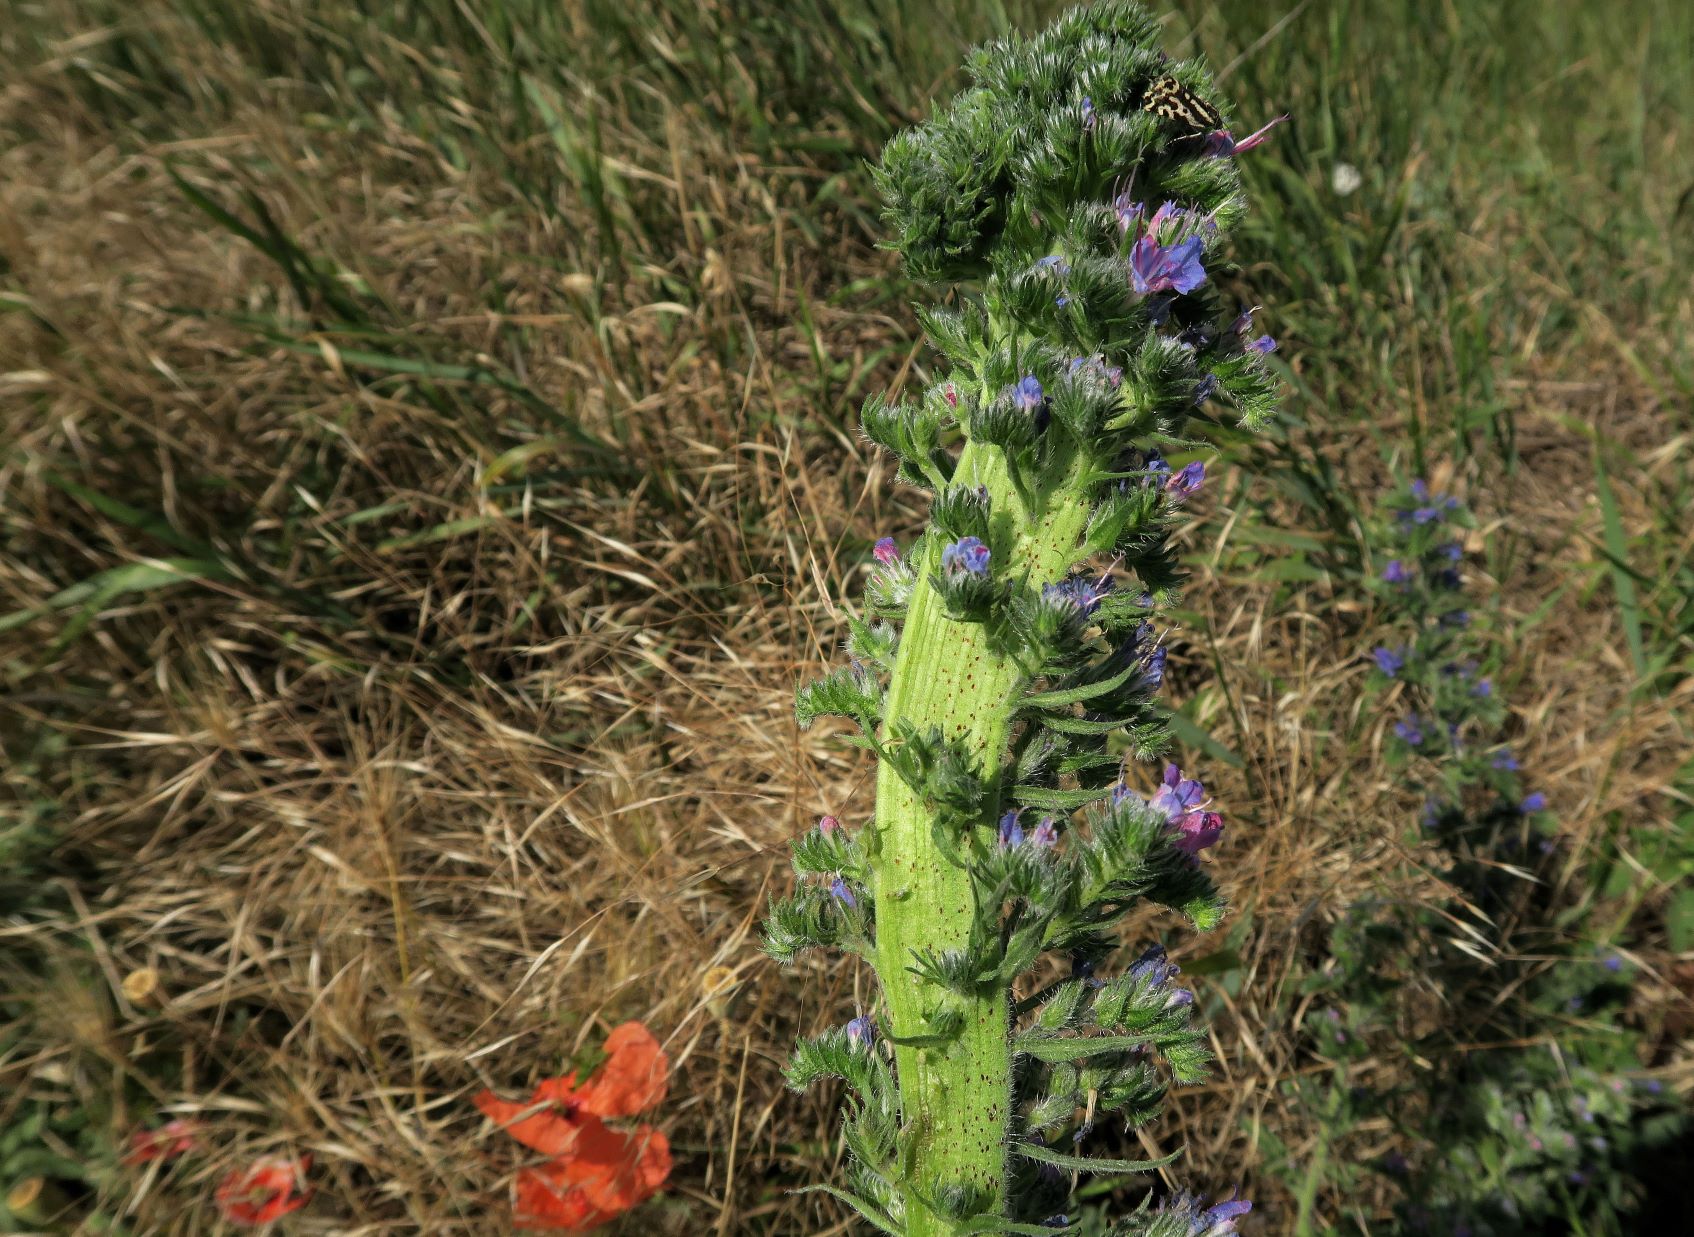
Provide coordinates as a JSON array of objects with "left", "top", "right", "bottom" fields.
[
  {"left": 214, "top": 1155, "right": 312, "bottom": 1226},
  {"left": 473, "top": 1089, "right": 593, "bottom": 1158},
  {"left": 560, "top": 1124, "right": 672, "bottom": 1214},
  {"left": 573, "top": 1022, "right": 669, "bottom": 1117},
  {"left": 511, "top": 1161, "right": 612, "bottom": 1232},
  {"left": 124, "top": 1118, "right": 201, "bottom": 1165}
]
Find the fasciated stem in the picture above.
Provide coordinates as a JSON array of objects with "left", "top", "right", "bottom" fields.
[{"left": 872, "top": 442, "right": 1093, "bottom": 1235}]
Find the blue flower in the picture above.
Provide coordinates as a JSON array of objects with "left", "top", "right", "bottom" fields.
[
  {"left": 1081, "top": 95, "right": 1096, "bottom": 129},
  {"left": 1193, "top": 372, "right": 1218, "bottom": 404},
  {"left": 1246, "top": 334, "right": 1276, "bottom": 354},
  {"left": 1031, "top": 818, "right": 1059, "bottom": 848},
  {"left": 1433, "top": 567, "right": 1462, "bottom": 590},
  {"left": 846, "top": 1014, "right": 875, "bottom": 1049},
  {"left": 1127, "top": 943, "right": 1180, "bottom": 987},
  {"left": 1440, "top": 541, "right": 1463, "bottom": 561},
  {"left": 1394, "top": 714, "right": 1425, "bottom": 746},
  {"left": 1440, "top": 608, "right": 1471, "bottom": 629},
  {"left": 1156, "top": 1190, "right": 1253, "bottom": 1235},
  {"left": 1012, "top": 375, "right": 1045, "bottom": 411},
  {"left": 1129, "top": 235, "right": 1208, "bottom": 295},
  {"left": 829, "top": 876, "right": 857, "bottom": 908},
  {"left": 1382, "top": 559, "right": 1411, "bottom": 584},
  {"left": 1492, "top": 749, "right": 1519, "bottom": 771},
  {"left": 1471, "top": 677, "right": 1492, "bottom": 697},
  {"left": 1035, "top": 254, "right": 1070, "bottom": 275},
  {"left": 873, "top": 536, "right": 899, "bottom": 566},
  {"left": 1165, "top": 460, "right": 1205, "bottom": 501},
  {"left": 1114, "top": 195, "right": 1145, "bottom": 232},
  {"left": 1519, "top": 792, "right": 1546, "bottom": 813},
  {"left": 1421, "top": 797, "right": 1444, "bottom": 829},
  {"left": 1602, "top": 953, "right": 1624, "bottom": 973},
  {"left": 941, "top": 536, "right": 990, "bottom": 577},
  {"left": 1372, "top": 645, "right": 1406, "bottom": 677},
  {"left": 1043, "top": 573, "right": 1111, "bottom": 616},
  {"left": 997, "top": 810, "right": 1025, "bottom": 849},
  {"left": 1142, "top": 645, "right": 1168, "bottom": 692}
]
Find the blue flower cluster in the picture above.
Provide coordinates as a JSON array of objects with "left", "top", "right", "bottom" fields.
[{"left": 1370, "top": 479, "right": 1546, "bottom": 829}]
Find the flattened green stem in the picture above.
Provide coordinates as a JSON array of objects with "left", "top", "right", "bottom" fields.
[{"left": 873, "top": 439, "right": 1094, "bottom": 1237}]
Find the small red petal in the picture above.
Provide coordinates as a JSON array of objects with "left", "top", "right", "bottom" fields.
[
  {"left": 574, "top": 1022, "right": 669, "bottom": 1117},
  {"left": 474, "top": 1087, "right": 584, "bottom": 1157}
]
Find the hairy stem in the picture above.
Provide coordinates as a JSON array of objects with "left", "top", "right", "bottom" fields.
[{"left": 873, "top": 440, "right": 1093, "bottom": 1235}]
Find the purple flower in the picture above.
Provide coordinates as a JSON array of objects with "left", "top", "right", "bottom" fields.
[
  {"left": 1170, "top": 812, "right": 1223, "bottom": 857},
  {"left": 1246, "top": 334, "right": 1277, "bottom": 354},
  {"left": 1143, "top": 644, "right": 1168, "bottom": 691},
  {"left": 1114, "top": 195, "right": 1145, "bottom": 232},
  {"left": 942, "top": 382, "right": 958, "bottom": 408},
  {"left": 1372, "top": 645, "right": 1406, "bottom": 677},
  {"left": 1421, "top": 797, "right": 1443, "bottom": 829},
  {"left": 1203, "top": 112, "right": 1288, "bottom": 157},
  {"left": 941, "top": 536, "right": 990, "bottom": 577},
  {"left": 1230, "top": 305, "right": 1259, "bottom": 336},
  {"left": 1031, "top": 818, "right": 1059, "bottom": 848},
  {"left": 1129, "top": 235, "right": 1208, "bottom": 296},
  {"left": 1471, "top": 677, "right": 1492, "bottom": 697},
  {"left": 1151, "top": 764, "right": 1205, "bottom": 819},
  {"left": 1440, "top": 541, "right": 1463, "bottom": 561},
  {"left": 1150, "top": 765, "right": 1225, "bottom": 857},
  {"left": 1203, "top": 1197, "right": 1254, "bottom": 1227},
  {"left": 1127, "top": 943, "right": 1179, "bottom": 987},
  {"left": 1492, "top": 749, "right": 1519, "bottom": 771},
  {"left": 1602, "top": 953, "right": 1624, "bottom": 973},
  {"left": 998, "top": 810, "right": 1025, "bottom": 849},
  {"left": 1013, "top": 375, "right": 1045, "bottom": 411},
  {"left": 1520, "top": 792, "right": 1546, "bottom": 813},
  {"left": 1441, "top": 609, "right": 1471, "bottom": 629},
  {"left": 1193, "top": 373, "right": 1218, "bottom": 404},
  {"left": 1043, "top": 573, "right": 1111, "bottom": 616},
  {"left": 1156, "top": 1190, "right": 1253, "bottom": 1235},
  {"left": 1166, "top": 460, "right": 1205, "bottom": 501},
  {"left": 873, "top": 537, "right": 899, "bottom": 566},
  {"left": 1394, "top": 713, "right": 1425, "bottom": 746},
  {"left": 846, "top": 1014, "right": 875, "bottom": 1049},
  {"left": 818, "top": 814, "right": 842, "bottom": 836},
  {"left": 829, "top": 876, "right": 857, "bottom": 908},
  {"left": 1382, "top": 559, "right": 1411, "bottom": 584},
  {"left": 1081, "top": 95, "right": 1096, "bottom": 129},
  {"left": 1035, "top": 254, "right": 1070, "bottom": 275}
]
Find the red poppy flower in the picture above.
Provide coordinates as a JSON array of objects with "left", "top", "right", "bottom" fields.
[
  {"left": 214, "top": 1155, "right": 312, "bottom": 1226},
  {"left": 476, "top": 1022, "right": 671, "bottom": 1232},
  {"left": 123, "top": 1118, "right": 201, "bottom": 1165}
]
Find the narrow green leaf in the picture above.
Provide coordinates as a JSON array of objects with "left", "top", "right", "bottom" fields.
[{"left": 1012, "top": 1139, "right": 1180, "bottom": 1175}]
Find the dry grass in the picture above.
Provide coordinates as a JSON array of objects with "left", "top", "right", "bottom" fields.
[{"left": 2, "top": 2, "right": 1690, "bottom": 1233}]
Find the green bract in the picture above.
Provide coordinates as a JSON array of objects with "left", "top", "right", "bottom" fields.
[{"left": 766, "top": 5, "right": 1280, "bottom": 1234}]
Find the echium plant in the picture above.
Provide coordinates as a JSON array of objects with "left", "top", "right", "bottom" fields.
[
  {"left": 1278, "top": 478, "right": 1683, "bottom": 1235},
  {"left": 763, "top": 6, "right": 1281, "bottom": 1236},
  {"left": 1371, "top": 478, "right": 1546, "bottom": 855},
  {"left": 1368, "top": 480, "right": 1683, "bottom": 1236}
]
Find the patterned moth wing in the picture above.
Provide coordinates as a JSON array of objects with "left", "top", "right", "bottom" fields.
[{"left": 1143, "top": 75, "right": 1224, "bottom": 134}]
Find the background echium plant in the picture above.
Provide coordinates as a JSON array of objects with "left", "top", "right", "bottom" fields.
[{"left": 762, "top": 5, "right": 1282, "bottom": 1236}]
